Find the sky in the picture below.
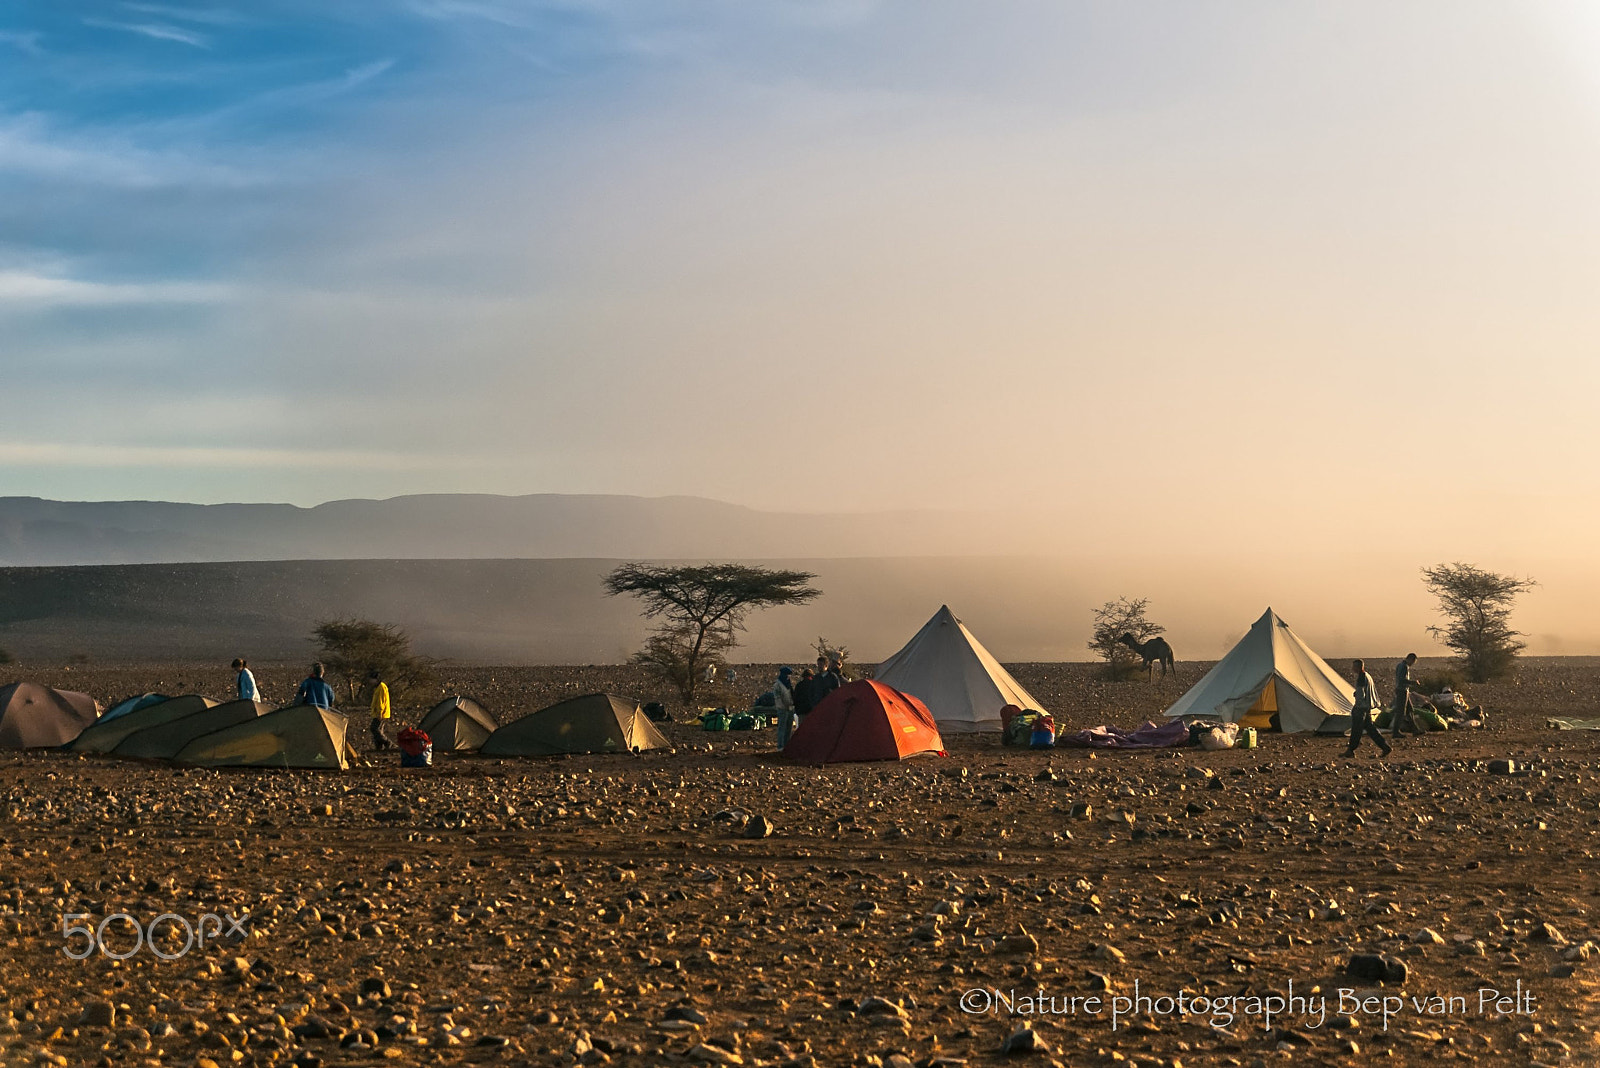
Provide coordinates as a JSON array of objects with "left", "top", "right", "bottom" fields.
[{"left": 3, "top": 3, "right": 1599, "bottom": 582}]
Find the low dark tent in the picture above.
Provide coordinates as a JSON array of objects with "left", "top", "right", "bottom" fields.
[
  {"left": 0, "top": 683, "right": 101, "bottom": 748},
  {"left": 72, "top": 694, "right": 218, "bottom": 754},
  {"left": 480, "top": 693, "right": 668, "bottom": 757},
  {"left": 418, "top": 696, "right": 498, "bottom": 752},
  {"left": 102, "top": 693, "right": 170, "bottom": 724},
  {"left": 785, "top": 679, "right": 945, "bottom": 764},
  {"left": 114, "top": 699, "right": 268, "bottom": 761},
  {"left": 176, "top": 705, "right": 353, "bottom": 770}
]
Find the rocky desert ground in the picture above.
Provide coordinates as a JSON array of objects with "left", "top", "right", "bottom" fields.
[{"left": 1, "top": 656, "right": 1598, "bottom": 1068}]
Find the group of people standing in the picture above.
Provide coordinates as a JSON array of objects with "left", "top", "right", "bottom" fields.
[
  {"left": 769, "top": 655, "right": 847, "bottom": 748},
  {"left": 227, "top": 657, "right": 394, "bottom": 749}
]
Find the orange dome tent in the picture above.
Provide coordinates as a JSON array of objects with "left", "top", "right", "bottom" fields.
[{"left": 785, "top": 679, "right": 946, "bottom": 764}]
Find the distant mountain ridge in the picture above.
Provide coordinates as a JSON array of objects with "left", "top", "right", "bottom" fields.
[{"left": 0, "top": 494, "right": 1013, "bottom": 566}]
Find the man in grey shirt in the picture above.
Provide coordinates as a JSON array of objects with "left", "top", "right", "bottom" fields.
[
  {"left": 1391, "top": 653, "right": 1426, "bottom": 739},
  {"left": 1343, "top": 659, "right": 1391, "bottom": 758}
]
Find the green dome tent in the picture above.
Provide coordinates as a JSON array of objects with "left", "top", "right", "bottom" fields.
[
  {"left": 177, "top": 705, "right": 354, "bottom": 770},
  {"left": 72, "top": 694, "right": 218, "bottom": 754},
  {"left": 113, "top": 699, "right": 269, "bottom": 761},
  {"left": 480, "top": 693, "right": 668, "bottom": 757},
  {"left": 418, "top": 696, "right": 498, "bottom": 752}
]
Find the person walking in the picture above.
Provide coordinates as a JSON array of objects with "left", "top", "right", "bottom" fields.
[
  {"left": 294, "top": 663, "right": 337, "bottom": 710},
  {"left": 367, "top": 671, "right": 393, "bottom": 750},
  {"left": 772, "top": 667, "right": 797, "bottom": 748},
  {"left": 231, "top": 658, "right": 259, "bottom": 702},
  {"left": 1343, "top": 659, "right": 1391, "bottom": 758},
  {"left": 1390, "top": 653, "right": 1425, "bottom": 740}
]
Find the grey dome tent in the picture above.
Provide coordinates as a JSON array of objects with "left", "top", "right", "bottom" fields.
[{"left": 0, "top": 683, "right": 101, "bottom": 748}]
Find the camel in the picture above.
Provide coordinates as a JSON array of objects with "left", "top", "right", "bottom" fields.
[{"left": 1118, "top": 633, "right": 1175, "bottom": 681}]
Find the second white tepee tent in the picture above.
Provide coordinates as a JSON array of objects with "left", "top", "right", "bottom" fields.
[
  {"left": 872, "top": 605, "right": 1045, "bottom": 732},
  {"left": 1163, "top": 607, "right": 1355, "bottom": 734}
]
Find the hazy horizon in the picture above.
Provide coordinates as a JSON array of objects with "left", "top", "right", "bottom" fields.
[{"left": 4, "top": 3, "right": 1596, "bottom": 654}]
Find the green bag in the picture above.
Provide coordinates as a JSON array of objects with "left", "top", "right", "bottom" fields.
[{"left": 702, "top": 711, "right": 731, "bottom": 731}]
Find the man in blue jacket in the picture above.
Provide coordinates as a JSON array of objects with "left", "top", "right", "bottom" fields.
[{"left": 294, "top": 663, "right": 337, "bottom": 710}]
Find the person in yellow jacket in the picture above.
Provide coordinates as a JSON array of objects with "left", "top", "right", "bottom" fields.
[{"left": 367, "top": 671, "right": 392, "bottom": 750}]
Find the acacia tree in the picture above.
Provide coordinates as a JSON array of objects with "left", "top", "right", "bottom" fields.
[
  {"left": 1088, "top": 596, "right": 1164, "bottom": 681},
  {"left": 311, "top": 618, "right": 436, "bottom": 703},
  {"left": 604, "top": 563, "right": 820, "bottom": 705},
  {"left": 1422, "top": 563, "right": 1537, "bottom": 682}
]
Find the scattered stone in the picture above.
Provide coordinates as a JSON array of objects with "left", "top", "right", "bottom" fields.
[
  {"left": 1000, "top": 1024, "right": 1050, "bottom": 1055},
  {"left": 688, "top": 1043, "right": 744, "bottom": 1065},
  {"left": 742, "top": 815, "right": 774, "bottom": 839},
  {"left": 1346, "top": 954, "right": 1407, "bottom": 983},
  {"left": 1532, "top": 923, "right": 1568, "bottom": 945}
]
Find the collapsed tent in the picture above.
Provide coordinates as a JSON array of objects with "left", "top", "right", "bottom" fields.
[
  {"left": 418, "top": 696, "right": 499, "bottom": 752},
  {"left": 872, "top": 605, "right": 1046, "bottom": 732},
  {"left": 785, "top": 679, "right": 945, "bottom": 764},
  {"left": 0, "top": 682, "right": 101, "bottom": 748},
  {"left": 1550, "top": 718, "right": 1600, "bottom": 731},
  {"left": 480, "top": 693, "right": 668, "bottom": 757},
  {"left": 113, "top": 699, "right": 268, "bottom": 761},
  {"left": 72, "top": 694, "right": 218, "bottom": 753},
  {"left": 1163, "top": 608, "right": 1356, "bottom": 734},
  {"left": 101, "top": 693, "right": 171, "bottom": 724},
  {"left": 1057, "top": 719, "right": 1190, "bottom": 750},
  {"left": 176, "top": 705, "right": 353, "bottom": 770}
]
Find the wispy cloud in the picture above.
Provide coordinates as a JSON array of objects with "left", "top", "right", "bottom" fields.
[
  {"left": 0, "top": 30, "right": 44, "bottom": 54},
  {"left": 0, "top": 271, "right": 234, "bottom": 307},
  {"left": 404, "top": 1, "right": 543, "bottom": 29},
  {"left": 82, "top": 18, "right": 211, "bottom": 48},
  {"left": 0, "top": 441, "right": 476, "bottom": 472},
  {"left": 0, "top": 112, "right": 266, "bottom": 189},
  {"left": 120, "top": 3, "right": 248, "bottom": 27}
]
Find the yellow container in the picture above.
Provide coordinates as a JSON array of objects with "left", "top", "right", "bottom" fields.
[{"left": 1240, "top": 727, "right": 1257, "bottom": 749}]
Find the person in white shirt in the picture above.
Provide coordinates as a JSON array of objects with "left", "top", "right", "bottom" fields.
[
  {"left": 231, "top": 658, "right": 259, "bottom": 702},
  {"left": 1343, "top": 658, "right": 1391, "bottom": 758}
]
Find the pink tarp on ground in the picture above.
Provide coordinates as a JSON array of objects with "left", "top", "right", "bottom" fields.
[{"left": 1057, "top": 719, "right": 1190, "bottom": 750}]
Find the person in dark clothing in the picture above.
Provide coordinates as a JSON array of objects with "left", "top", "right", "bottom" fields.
[
  {"left": 813, "top": 658, "right": 845, "bottom": 703},
  {"left": 1391, "top": 653, "right": 1425, "bottom": 739},
  {"left": 1343, "top": 659, "right": 1391, "bottom": 758},
  {"left": 793, "top": 668, "right": 816, "bottom": 717}
]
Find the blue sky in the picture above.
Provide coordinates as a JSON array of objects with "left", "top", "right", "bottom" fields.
[{"left": 3, "top": 1, "right": 1600, "bottom": 573}]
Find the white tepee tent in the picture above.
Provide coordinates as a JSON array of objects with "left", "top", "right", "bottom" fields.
[
  {"left": 872, "top": 605, "right": 1045, "bottom": 732},
  {"left": 1163, "top": 608, "right": 1355, "bottom": 734}
]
